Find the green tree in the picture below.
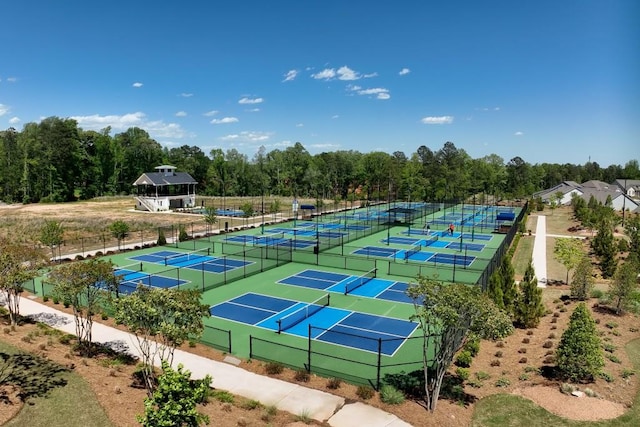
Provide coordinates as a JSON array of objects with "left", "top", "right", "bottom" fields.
[
  {"left": 407, "top": 277, "right": 513, "bottom": 412},
  {"left": 556, "top": 303, "right": 604, "bottom": 382},
  {"left": 624, "top": 215, "right": 640, "bottom": 258},
  {"left": 513, "top": 261, "right": 545, "bottom": 328},
  {"left": 109, "top": 220, "right": 130, "bottom": 250},
  {"left": 40, "top": 220, "right": 65, "bottom": 261},
  {"left": 202, "top": 207, "right": 218, "bottom": 235},
  {"left": 486, "top": 270, "right": 504, "bottom": 310},
  {"left": 47, "top": 259, "right": 117, "bottom": 355},
  {"left": 499, "top": 256, "right": 518, "bottom": 317},
  {"left": 157, "top": 228, "right": 167, "bottom": 246},
  {"left": 0, "top": 239, "right": 47, "bottom": 326},
  {"left": 571, "top": 256, "right": 595, "bottom": 300},
  {"left": 553, "top": 238, "right": 585, "bottom": 285},
  {"left": 178, "top": 224, "right": 189, "bottom": 242},
  {"left": 114, "top": 287, "right": 210, "bottom": 395},
  {"left": 138, "top": 362, "right": 211, "bottom": 427},
  {"left": 592, "top": 219, "right": 617, "bottom": 278},
  {"left": 608, "top": 258, "right": 640, "bottom": 315}
]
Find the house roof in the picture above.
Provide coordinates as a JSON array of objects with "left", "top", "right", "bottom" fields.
[
  {"left": 133, "top": 171, "right": 197, "bottom": 186},
  {"left": 613, "top": 179, "right": 640, "bottom": 191},
  {"left": 533, "top": 182, "right": 582, "bottom": 200}
]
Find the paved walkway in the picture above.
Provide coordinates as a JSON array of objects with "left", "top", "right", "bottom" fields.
[
  {"left": 532, "top": 215, "right": 547, "bottom": 287},
  {"left": 18, "top": 296, "right": 412, "bottom": 427}
]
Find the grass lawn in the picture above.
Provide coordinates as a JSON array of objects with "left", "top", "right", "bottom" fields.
[
  {"left": 471, "top": 338, "right": 640, "bottom": 427},
  {"left": 0, "top": 341, "right": 113, "bottom": 427},
  {"left": 512, "top": 234, "right": 534, "bottom": 278}
]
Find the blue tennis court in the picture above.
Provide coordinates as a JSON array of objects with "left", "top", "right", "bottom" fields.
[
  {"left": 130, "top": 250, "right": 252, "bottom": 273},
  {"left": 111, "top": 267, "right": 188, "bottom": 294},
  {"left": 224, "top": 234, "right": 316, "bottom": 249},
  {"left": 278, "top": 269, "right": 416, "bottom": 304},
  {"left": 352, "top": 246, "right": 400, "bottom": 258},
  {"left": 209, "top": 292, "right": 417, "bottom": 355},
  {"left": 405, "top": 229, "right": 493, "bottom": 241},
  {"left": 443, "top": 241, "right": 485, "bottom": 252}
]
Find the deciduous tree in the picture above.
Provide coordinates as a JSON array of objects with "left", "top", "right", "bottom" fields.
[
  {"left": 571, "top": 256, "right": 595, "bottom": 300},
  {"left": 408, "top": 277, "right": 513, "bottom": 412},
  {"left": 109, "top": 220, "right": 130, "bottom": 250},
  {"left": 608, "top": 256, "right": 640, "bottom": 315},
  {"left": 553, "top": 238, "right": 584, "bottom": 286},
  {"left": 39, "top": 220, "right": 64, "bottom": 261}
]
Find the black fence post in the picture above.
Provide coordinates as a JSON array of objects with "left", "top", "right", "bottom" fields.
[
  {"left": 376, "top": 338, "right": 382, "bottom": 390},
  {"left": 249, "top": 335, "right": 253, "bottom": 359},
  {"left": 307, "top": 324, "right": 312, "bottom": 373}
]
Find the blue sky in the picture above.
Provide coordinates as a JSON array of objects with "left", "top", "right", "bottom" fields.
[{"left": 0, "top": 1, "right": 637, "bottom": 167}]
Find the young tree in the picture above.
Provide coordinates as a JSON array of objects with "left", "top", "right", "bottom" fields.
[
  {"left": 109, "top": 219, "right": 130, "bottom": 250},
  {"left": 202, "top": 206, "right": 218, "bottom": 235},
  {"left": 556, "top": 303, "right": 604, "bottom": 382},
  {"left": 592, "top": 219, "right": 617, "bottom": 278},
  {"left": 407, "top": 277, "right": 513, "bottom": 412},
  {"left": 571, "top": 256, "right": 595, "bottom": 300},
  {"left": 47, "top": 259, "right": 117, "bottom": 356},
  {"left": 514, "top": 261, "right": 545, "bottom": 328},
  {"left": 608, "top": 257, "right": 640, "bottom": 315},
  {"left": 138, "top": 362, "right": 211, "bottom": 427},
  {"left": 0, "top": 239, "right": 47, "bottom": 326},
  {"left": 39, "top": 220, "right": 64, "bottom": 261},
  {"left": 624, "top": 214, "right": 640, "bottom": 258},
  {"left": 114, "top": 287, "right": 210, "bottom": 395},
  {"left": 553, "top": 238, "right": 584, "bottom": 285},
  {"left": 486, "top": 270, "right": 504, "bottom": 310},
  {"left": 499, "top": 256, "right": 518, "bottom": 317}
]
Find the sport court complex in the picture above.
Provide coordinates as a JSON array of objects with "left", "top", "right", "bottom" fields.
[{"left": 41, "top": 202, "right": 524, "bottom": 388}]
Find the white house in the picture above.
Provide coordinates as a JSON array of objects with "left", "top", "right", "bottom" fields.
[{"left": 133, "top": 165, "right": 197, "bottom": 212}]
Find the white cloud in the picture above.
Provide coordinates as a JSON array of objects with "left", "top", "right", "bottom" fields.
[
  {"left": 179, "top": 93, "right": 193, "bottom": 97},
  {"left": 70, "top": 112, "right": 188, "bottom": 138},
  {"left": 353, "top": 87, "right": 391, "bottom": 100},
  {"left": 363, "top": 72, "right": 378, "bottom": 78},
  {"left": 311, "top": 68, "right": 336, "bottom": 80},
  {"left": 296, "top": 123, "right": 304, "bottom": 127},
  {"left": 245, "top": 108, "right": 260, "bottom": 112},
  {"left": 219, "top": 131, "right": 272, "bottom": 143},
  {"left": 6, "top": 77, "right": 17, "bottom": 83},
  {"left": 283, "top": 69, "right": 298, "bottom": 82},
  {"left": 9, "top": 116, "right": 20, "bottom": 124},
  {"left": 399, "top": 68, "right": 410, "bottom": 76},
  {"left": 238, "top": 97, "right": 263, "bottom": 104},
  {"left": 203, "top": 110, "right": 219, "bottom": 117},
  {"left": 421, "top": 116, "right": 454, "bottom": 125},
  {"left": 175, "top": 111, "right": 187, "bottom": 117},
  {"left": 337, "top": 66, "right": 359, "bottom": 81},
  {"left": 210, "top": 117, "right": 239, "bottom": 124},
  {"left": 132, "top": 82, "right": 143, "bottom": 88},
  {"left": 331, "top": 115, "right": 339, "bottom": 119},
  {"left": 0, "top": 104, "right": 9, "bottom": 116},
  {"left": 514, "top": 131, "right": 524, "bottom": 136}
]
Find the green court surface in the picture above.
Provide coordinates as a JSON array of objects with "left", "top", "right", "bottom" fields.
[{"left": 27, "top": 202, "right": 522, "bottom": 388}]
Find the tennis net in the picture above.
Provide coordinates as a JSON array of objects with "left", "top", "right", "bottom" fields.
[
  {"left": 277, "top": 293, "right": 330, "bottom": 333},
  {"left": 404, "top": 244, "right": 421, "bottom": 261},
  {"left": 424, "top": 234, "right": 439, "bottom": 247},
  {"left": 113, "top": 262, "right": 143, "bottom": 279},
  {"left": 164, "top": 247, "right": 211, "bottom": 266},
  {"left": 344, "top": 268, "right": 377, "bottom": 295},
  {"left": 253, "top": 232, "right": 286, "bottom": 246}
]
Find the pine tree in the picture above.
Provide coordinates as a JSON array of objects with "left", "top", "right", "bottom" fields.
[
  {"left": 514, "top": 261, "right": 545, "bottom": 328},
  {"left": 592, "top": 219, "right": 617, "bottom": 278},
  {"left": 487, "top": 270, "right": 504, "bottom": 309},
  {"left": 571, "top": 256, "right": 594, "bottom": 300},
  {"left": 608, "top": 257, "right": 640, "bottom": 314},
  {"left": 556, "top": 303, "right": 604, "bottom": 382},
  {"left": 499, "top": 256, "right": 518, "bottom": 316}
]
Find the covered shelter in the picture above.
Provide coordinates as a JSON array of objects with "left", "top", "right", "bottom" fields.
[{"left": 133, "top": 165, "right": 197, "bottom": 212}]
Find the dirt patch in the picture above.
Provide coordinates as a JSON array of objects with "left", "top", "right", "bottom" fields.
[{"left": 513, "top": 385, "right": 626, "bottom": 421}]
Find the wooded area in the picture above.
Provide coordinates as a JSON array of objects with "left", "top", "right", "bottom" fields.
[{"left": 1, "top": 117, "right": 639, "bottom": 204}]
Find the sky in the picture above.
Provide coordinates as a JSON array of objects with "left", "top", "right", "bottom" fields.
[{"left": 0, "top": 1, "right": 638, "bottom": 167}]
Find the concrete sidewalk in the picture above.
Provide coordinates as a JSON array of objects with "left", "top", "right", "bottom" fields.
[
  {"left": 532, "top": 215, "right": 547, "bottom": 287},
  {"left": 18, "top": 296, "right": 412, "bottom": 427}
]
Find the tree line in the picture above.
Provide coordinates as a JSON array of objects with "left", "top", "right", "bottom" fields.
[{"left": 1, "top": 117, "right": 639, "bottom": 204}]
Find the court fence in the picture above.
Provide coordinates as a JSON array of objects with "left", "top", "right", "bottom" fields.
[{"left": 249, "top": 326, "right": 425, "bottom": 390}]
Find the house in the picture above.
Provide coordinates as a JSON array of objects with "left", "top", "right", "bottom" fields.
[
  {"left": 613, "top": 179, "right": 640, "bottom": 199},
  {"left": 133, "top": 165, "right": 197, "bottom": 212},
  {"left": 534, "top": 179, "right": 640, "bottom": 213}
]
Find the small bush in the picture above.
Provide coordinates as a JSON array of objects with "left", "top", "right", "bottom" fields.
[
  {"left": 603, "top": 343, "right": 616, "bottom": 353},
  {"left": 524, "top": 366, "right": 540, "bottom": 374},
  {"left": 455, "top": 350, "right": 473, "bottom": 367},
  {"left": 101, "top": 312, "right": 109, "bottom": 321},
  {"left": 467, "top": 379, "right": 483, "bottom": 388},
  {"left": 212, "top": 390, "right": 235, "bottom": 403},
  {"left": 522, "top": 337, "right": 530, "bottom": 344},
  {"left": 606, "top": 354, "right": 621, "bottom": 364},
  {"left": 42, "top": 295, "right": 49, "bottom": 302},
  {"left": 548, "top": 333, "right": 556, "bottom": 339},
  {"left": 463, "top": 335, "right": 481, "bottom": 357},
  {"left": 519, "top": 373, "right": 530, "bottom": 381},
  {"left": 241, "top": 399, "right": 262, "bottom": 410},
  {"left": 584, "top": 388, "right": 597, "bottom": 397},
  {"left": 476, "top": 371, "right": 491, "bottom": 380},
  {"left": 621, "top": 369, "right": 636, "bottom": 379},
  {"left": 3, "top": 327, "right": 10, "bottom": 335},
  {"left": 553, "top": 312, "right": 560, "bottom": 318},
  {"left": 518, "top": 348, "right": 527, "bottom": 354},
  {"left": 600, "top": 372, "right": 615, "bottom": 383},
  {"left": 611, "top": 329, "right": 621, "bottom": 336},
  {"left": 495, "top": 377, "right": 510, "bottom": 388},
  {"left": 264, "top": 361, "right": 284, "bottom": 375},
  {"left": 560, "top": 383, "right": 575, "bottom": 395},
  {"left": 526, "top": 330, "right": 534, "bottom": 336},
  {"left": 380, "top": 385, "right": 405, "bottom": 405},
  {"left": 490, "top": 359, "right": 501, "bottom": 367},
  {"left": 59, "top": 334, "right": 74, "bottom": 345},
  {"left": 455, "top": 367, "right": 470, "bottom": 381},
  {"left": 494, "top": 351, "right": 503, "bottom": 358},
  {"left": 52, "top": 296, "right": 60, "bottom": 304},
  {"left": 496, "top": 341, "right": 505, "bottom": 348},
  {"left": 630, "top": 327, "right": 639, "bottom": 333},
  {"left": 356, "top": 385, "right": 375, "bottom": 400},
  {"left": 590, "top": 289, "right": 604, "bottom": 299},
  {"left": 294, "top": 369, "right": 310, "bottom": 382},
  {"left": 605, "top": 321, "right": 618, "bottom": 329},
  {"left": 550, "top": 325, "right": 557, "bottom": 330},
  {"left": 543, "top": 340, "right": 554, "bottom": 349},
  {"left": 519, "top": 357, "right": 528, "bottom": 364},
  {"left": 326, "top": 377, "right": 342, "bottom": 389},
  {"left": 559, "top": 307, "right": 567, "bottom": 313}
]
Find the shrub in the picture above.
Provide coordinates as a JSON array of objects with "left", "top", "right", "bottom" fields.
[
  {"left": 621, "top": 369, "right": 635, "bottom": 379},
  {"left": 551, "top": 325, "right": 557, "bottom": 330},
  {"left": 524, "top": 366, "right": 540, "bottom": 374},
  {"left": 605, "top": 321, "right": 618, "bottom": 329},
  {"left": 43, "top": 295, "right": 49, "bottom": 302},
  {"left": 463, "top": 335, "right": 481, "bottom": 357},
  {"left": 603, "top": 343, "right": 616, "bottom": 353},
  {"left": 101, "top": 312, "right": 109, "bottom": 321},
  {"left": 467, "top": 379, "right": 484, "bottom": 388},
  {"left": 326, "top": 377, "right": 342, "bottom": 389},
  {"left": 543, "top": 340, "right": 554, "bottom": 349},
  {"left": 518, "top": 348, "right": 527, "bottom": 354},
  {"left": 455, "top": 350, "right": 473, "bottom": 368},
  {"left": 494, "top": 351, "right": 503, "bottom": 358},
  {"left": 380, "top": 385, "right": 405, "bottom": 405},
  {"left": 548, "top": 333, "right": 556, "bottom": 339},
  {"left": 590, "top": 289, "right": 604, "bottom": 299},
  {"left": 58, "top": 334, "right": 74, "bottom": 345},
  {"left": 551, "top": 317, "right": 557, "bottom": 323},
  {"left": 584, "top": 388, "right": 598, "bottom": 397},
  {"left": 3, "top": 327, "right": 9, "bottom": 335},
  {"left": 495, "top": 377, "right": 510, "bottom": 387},
  {"left": 522, "top": 337, "right": 530, "bottom": 344},
  {"left": 600, "top": 372, "right": 615, "bottom": 383},
  {"left": 211, "top": 390, "right": 235, "bottom": 403},
  {"left": 261, "top": 405, "right": 277, "bottom": 422},
  {"left": 356, "top": 385, "right": 375, "bottom": 400},
  {"left": 560, "top": 383, "right": 575, "bottom": 395},
  {"left": 490, "top": 359, "right": 501, "bottom": 367},
  {"left": 476, "top": 371, "right": 491, "bottom": 381},
  {"left": 264, "top": 361, "right": 284, "bottom": 375},
  {"left": 519, "top": 357, "right": 528, "bottom": 364},
  {"left": 559, "top": 307, "right": 567, "bottom": 313},
  {"left": 52, "top": 296, "right": 60, "bottom": 304},
  {"left": 606, "top": 354, "right": 621, "bottom": 364},
  {"left": 241, "top": 399, "right": 262, "bottom": 410},
  {"left": 543, "top": 356, "right": 555, "bottom": 364},
  {"left": 294, "top": 369, "right": 310, "bottom": 382},
  {"left": 519, "top": 373, "right": 530, "bottom": 381},
  {"left": 455, "top": 368, "right": 470, "bottom": 381}
]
